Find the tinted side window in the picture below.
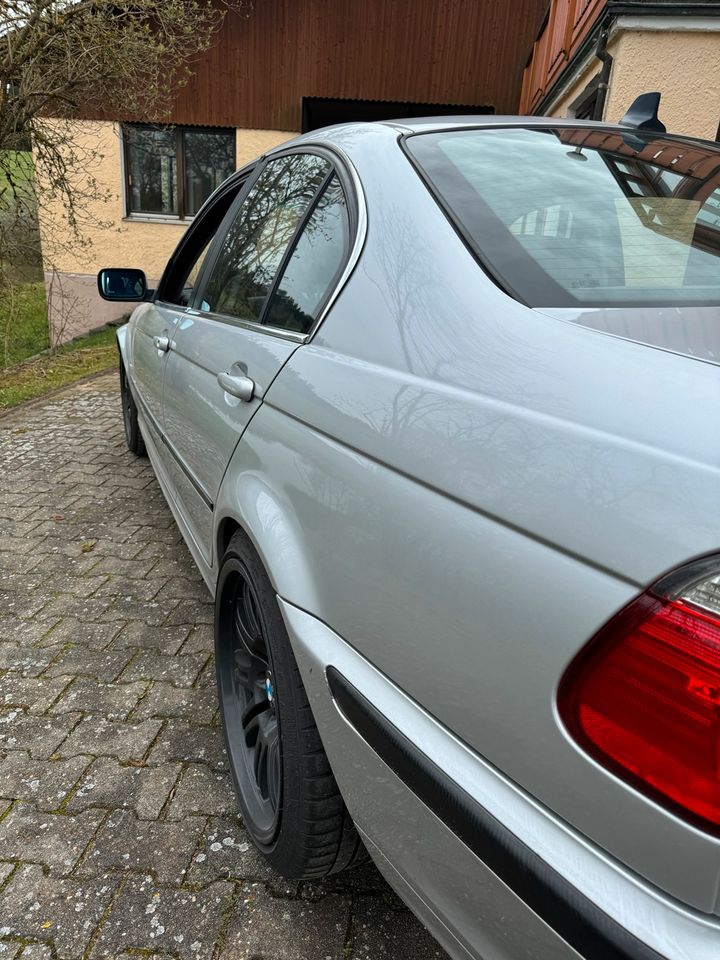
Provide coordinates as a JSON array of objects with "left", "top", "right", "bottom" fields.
[
  {"left": 264, "top": 176, "right": 349, "bottom": 334},
  {"left": 202, "top": 154, "right": 331, "bottom": 322}
]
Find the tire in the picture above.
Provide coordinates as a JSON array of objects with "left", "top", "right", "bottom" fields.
[
  {"left": 119, "top": 357, "right": 146, "bottom": 457},
  {"left": 215, "top": 529, "right": 366, "bottom": 878}
]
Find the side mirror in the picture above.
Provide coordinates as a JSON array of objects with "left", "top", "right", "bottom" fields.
[{"left": 97, "top": 268, "right": 148, "bottom": 302}]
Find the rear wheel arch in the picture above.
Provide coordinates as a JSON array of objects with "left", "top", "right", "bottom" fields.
[{"left": 212, "top": 478, "right": 322, "bottom": 616}]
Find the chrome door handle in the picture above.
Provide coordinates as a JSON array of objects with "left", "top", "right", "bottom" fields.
[
  {"left": 153, "top": 335, "right": 170, "bottom": 352},
  {"left": 217, "top": 371, "right": 255, "bottom": 402}
]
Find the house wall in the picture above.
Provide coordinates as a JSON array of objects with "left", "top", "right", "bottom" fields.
[
  {"left": 548, "top": 36, "right": 617, "bottom": 120},
  {"left": 37, "top": 0, "right": 551, "bottom": 342},
  {"left": 38, "top": 121, "right": 294, "bottom": 343},
  {"left": 520, "top": 0, "right": 607, "bottom": 115},
  {"left": 83, "top": 0, "right": 548, "bottom": 129},
  {"left": 604, "top": 25, "right": 720, "bottom": 139},
  {"left": 546, "top": 20, "right": 720, "bottom": 140}
]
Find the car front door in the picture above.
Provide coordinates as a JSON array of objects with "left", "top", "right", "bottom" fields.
[
  {"left": 161, "top": 150, "right": 351, "bottom": 563},
  {"left": 128, "top": 303, "right": 174, "bottom": 447},
  {"left": 128, "top": 171, "right": 245, "bottom": 475}
]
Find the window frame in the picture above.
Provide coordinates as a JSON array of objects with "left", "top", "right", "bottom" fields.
[
  {"left": 154, "top": 164, "right": 255, "bottom": 306},
  {"left": 122, "top": 122, "right": 237, "bottom": 222},
  {"left": 189, "top": 144, "right": 360, "bottom": 344},
  {"left": 566, "top": 76, "right": 602, "bottom": 122}
]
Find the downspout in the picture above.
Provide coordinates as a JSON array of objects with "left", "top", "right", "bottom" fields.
[{"left": 593, "top": 30, "right": 613, "bottom": 120}]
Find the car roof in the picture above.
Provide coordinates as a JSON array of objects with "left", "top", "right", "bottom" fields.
[
  {"left": 300, "top": 115, "right": 720, "bottom": 153},
  {"left": 378, "top": 115, "right": 590, "bottom": 132}
]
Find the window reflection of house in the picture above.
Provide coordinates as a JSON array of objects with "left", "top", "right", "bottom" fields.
[{"left": 556, "top": 127, "right": 720, "bottom": 259}]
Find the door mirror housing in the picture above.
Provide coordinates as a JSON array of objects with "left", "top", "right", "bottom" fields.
[{"left": 97, "top": 268, "right": 149, "bottom": 302}]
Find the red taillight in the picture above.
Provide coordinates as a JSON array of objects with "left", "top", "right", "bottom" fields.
[{"left": 558, "top": 560, "right": 720, "bottom": 832}]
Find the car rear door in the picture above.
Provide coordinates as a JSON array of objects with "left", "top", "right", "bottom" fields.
[
  {"left": 161, "top": 150, "right": 350, "bottom": 563},
  {"left": 128, "top": 304, "right": 174, "bottom": 443}
]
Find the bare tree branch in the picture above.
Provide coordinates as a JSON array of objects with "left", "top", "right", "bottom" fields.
[{"left": 0, "top": 0, "right": 251, "bottom": 346}]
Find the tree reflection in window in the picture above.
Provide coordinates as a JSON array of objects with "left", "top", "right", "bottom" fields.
[
  {"left": 203, "top": 155, "right": 331, "bottom": 323},
  {"left": 264, "top": 177, "right": 348, "bottom": 334}
]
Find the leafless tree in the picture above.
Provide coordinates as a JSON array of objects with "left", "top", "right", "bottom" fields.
[{"left": 0, "top": 0, "right": 250, "bottom": 348}]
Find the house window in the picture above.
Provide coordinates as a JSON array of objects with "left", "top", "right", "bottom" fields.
[
  {"left": 566, "top": 76, "right": 601, "bottom": 121},
  {"left": 123, "top": 124, "right": 236, "bottom": 220}
]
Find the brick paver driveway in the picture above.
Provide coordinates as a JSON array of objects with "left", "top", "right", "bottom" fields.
[{"left": 0, "top": 372, "right": 447, "bottom": 960}]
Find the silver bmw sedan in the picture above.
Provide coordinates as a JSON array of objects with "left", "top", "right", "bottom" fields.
[{"left": 100, "top": 109, "right": 720, "bottom": 960}]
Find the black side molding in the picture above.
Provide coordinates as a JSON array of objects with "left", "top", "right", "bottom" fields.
[{"left": 326, "top": 666, "right": 665, "bottom": 960}]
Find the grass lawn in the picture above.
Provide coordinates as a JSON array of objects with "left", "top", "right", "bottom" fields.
[
  {"left": 0, "top": 281, "right": 49, "bottom": 367},
  {"left": 1, "top": 149, "right": 46, "bottom": 366},
  {"left": 0, "top": 150, "right": 34, "bottom": 199},
  {"left": 0, "top": 327, "right": 117, "bottom": 411},
  {"left": 0, "top": 153, "right": 117, "bottom": 411}
]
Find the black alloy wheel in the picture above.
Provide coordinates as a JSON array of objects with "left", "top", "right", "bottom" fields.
[
  {"left": 215, "top": 530, "right": 367, "bottom": 877},
  {"left": 218, "top": 562, "right": 281, "bottom": 843}
]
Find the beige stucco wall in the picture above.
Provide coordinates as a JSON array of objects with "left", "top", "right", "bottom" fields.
[
  {"left": 235, "top": 127, "right": 294, "bottom": 169},
  {"left": 604, "top": 28, "right": 720, "bottom": 139},
  {"left": 548, "top": 23, "right": 720, "bottom": 140},
  {"left": 36, "top": 120, "right": 295, "bottom": 341}
]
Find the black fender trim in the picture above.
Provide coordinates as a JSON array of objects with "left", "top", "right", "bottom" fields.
[{"left": 326, "top": 666, "right": 665, "bottom": 960}]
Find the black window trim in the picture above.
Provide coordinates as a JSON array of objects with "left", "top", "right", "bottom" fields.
[
  {"left": 255, "top": 166, "right": 335, "bottom": 326},
  {"left": 260, "top": 169, "right": 352, "bottom": 335},
  {"left": 122, "top": 122, "right": 237, "bottom": 222},
  {"left": 186, "top": 143, "right": 360, "bottom": 344},
  {"left": 399, "top": 126, "right": 568, "bottom": 308}
]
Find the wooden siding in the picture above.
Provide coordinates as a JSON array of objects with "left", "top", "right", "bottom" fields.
[
  {"left": 110, "top": 0, "right": 547, "bottom": 130},
  {"left": 520, "top": 0, "right": 607, "bottom": 114}
]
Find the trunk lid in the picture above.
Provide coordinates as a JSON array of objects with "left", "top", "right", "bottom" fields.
[{"left": 536, "top": 305, "right": 720, "bottom": 366}]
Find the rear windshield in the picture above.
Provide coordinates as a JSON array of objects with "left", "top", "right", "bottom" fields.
[{"left": 406, "top": 127, "right": 720, "bottom": 308}]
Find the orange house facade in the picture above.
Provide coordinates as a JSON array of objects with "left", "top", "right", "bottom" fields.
[{"left": 520, "top": 1, "right": 720, "bottom": 138}]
